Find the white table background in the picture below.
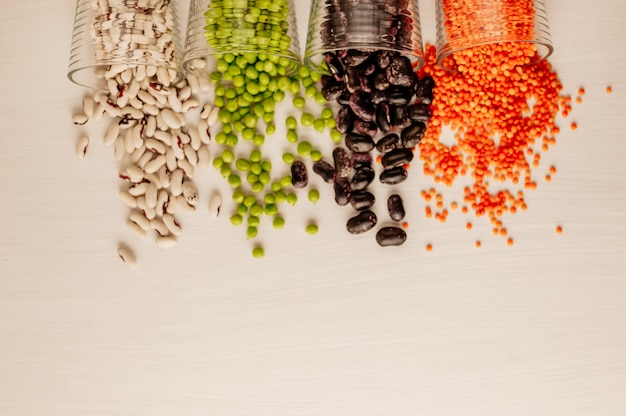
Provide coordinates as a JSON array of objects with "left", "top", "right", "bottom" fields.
[{"left": 1, "top": 0, "right": 626, "bottom": 415}]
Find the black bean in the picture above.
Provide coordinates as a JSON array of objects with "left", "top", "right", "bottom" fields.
[
  {"left": 387, "top": 194, "right": 406, "bottom": 221},
  {"left": 407, "top": 103, "right": 432, "bottom": 122},
  {"left": 336, "top": 105, "right": 355, "bottom": 134},
  {"left": 325, "top": 53, "right": 344, "bottom": 80},
  {"left": 380, "top": 166, "right": 408, "bottom": 184},
  {"left": 359, "top": 61, "right": 376, "bottom": 77},
  {"left": 386, "top": 86, "right": 413, "bottom": 106},
  {"left": 343, "top": 49, "right": 370, "bottom": 67},
  {"left": 401, "top": 121, "right": 426, "bottom": 148},
  {"left": 375, "top": 133, "right": 400, "bottom": 153},
  {"left": 381, "top": 148, "right": 413, "bottom": 169},
  {"left": 354, "top": 118, "right": 378, "bottom": 137},
  {"left": 290, "top": 160, "right": 308, "bottom": 188},
  {"left": 349, "top": 90, "right": 376, "bottom": 122},
  {"left": 376, "top": 102, "right": 391, "bottom": 133},
  {"left": 371, "top": 90, "right": 387, "bottom": 105},
  {"left": 350, "top": 165, "right": 375, "bottom": 191},
  {"left": 390, "top": 105, "right": 410, "bottom": 129},
  {"left": 334, "top": 178, "right": 352, "bottom": 206},
  {"left": 333, "top": 146, "right": 352, "bottom": 178},
  {"left": 416, "top": 75, "right": 435, "bottom": 105},
  {"left": 386, "top": 55, "right": 414, "bottom": 87},
  {"left": 351, "top": 152, "right": 373, "bottom": 167},
  {"left": 345, "top": 132, "right": 375, "bottom": 153},
  {"left": 337, "top": 91, "right": 351, "bottom": 106},
  {"left": 344, "top": 66, "right": 360, "bottom": 93},
  {"left": 358, "top": 72, "right": 373, "bottom": 93},
  {"left": 312, "top": 160, "right": 336, "bottom": 183},
  {"left": 376, "top": 227, "right": 407, "bottom": 247},
  {"left": 373, "top": 71, "right": 390, "bottom": 91},
  {"left": 351, "top": 190, "right": 376, "bottom": 211},
  {"left": 346, "top": 210, "right": 378, "bottom": 234},
  {"left": 321, "top": 77, "right": 346, "bottom": 102},
  {"left": 376, "top": 50, "right": 394, "bottom": 69}
]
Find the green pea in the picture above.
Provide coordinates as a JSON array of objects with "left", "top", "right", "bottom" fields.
[
  {"left": 308, "top": 189, "right": 320, "bottom": 204},
  {"left": 330, "top": 128, "right": 343, "bottom": 142},
  {"left": 246, "top": 226, "right": 258, "bottom": 239},
  {"left": 271, "top": 181, "right": 282, "bottom": 192},
  {"left": 314, "top": 91, "right": 326, "bottom": 104},
  {"left": 220, "top": 165, "right": 232, "bottom": 178},
  {"left": 264, "top": 203, "right": 278, "bottom": 216},
  {"left": 253, "top": 134, "right": 265, "bottom": 146},
  {"left": 216, "top": 60, "right": 228, "bottom": 73},
  {"left": 247, "top": 173, "right": 259, "bottom": 184},
  {"left": 310, "top": 150, "right": 322, "bottom": 162},
  {"left": 250, "top": 204, "right": 264, "bottom": 217},
  {"left": 227, "top": 133, "right": 239, "bottom": 146},
  {"left": 273, "top": 90, "right": 285, "bottom": 103},
  {"left": 243, "top": 195, "right": 256, "bottom": 207},
  {"left": 275, "top": 190, "right": 287, "bottom": 203},
  {"left": 282, "top": 152, "right": 295, "bottom": 164},
  {"left": 215, "top": 85, "right": 226, "bottom": 97},
  {"left": 286, "top": 192, "right": 298, "bottom": 206},
  {"left": 221, "top": 149, "right": 234, "bottom": 163},
  {"left": 302, "top": 76, "right": 313, "bottom": 88},
  {"left": 297, "top": 141, "right": 313, "bottom": 157},
  {"left": 305, "top": 224, "right": 319, "bottom": 235},
  {"left": 278, "top": 77, "right": 290, "bottom": 91},
  {"left": 321, "top": 107, "right": 333, "bottom": 119},
  {"left": 226, "top": 99, "right": 239, "bottom": 113},
  {"left": 305, "top": 85, "right": 317, "bottom": 98},
  {"left": 280, "top": 175, "right": 292, "bottom": 188},
  {"left": 214, "top": 95, "right": 225, "bottom": 109},
  {"left": 249, "top": 149, "right": 262, "bottom": 162},
  {"left": 292, "top": 96, "right": 306, "bottom": 109},
  {"left": 298, "top": 65, "right": 310, "bottom": 79},
  {"left": 228, "top": 174, "right": 242, "bottom": 188},
  {"left": 258, "top": 171, "right": 271, "bottom": 185},
  {"left": 314, "top": 118, "right": 326, "bottom": 133},
  {"left": 264, "top": 193, "right": 276, "bottom": 204},
  {"left": 253, "top": 162, "right": 265, "bottom": 175},
  {"left": 272, "top": 216, "right": 285, "bottom": 229},
  {"left": 230, "top": 214, "right": 243, "bottom": 226},
  {"left": 251, "top": 182, "right": 264, "bottom": 193},
  {"left": 224, "top": 87, "right": 237, "bottom": 99},
  {"left": 300, "top": 112, "right": 315, "bottom": 127},
  {"left": 232, "top": 190, "right": 245, "bottom": 203},
  {"left": 242, "top": 128, "right": 255, "bottom": 141},
  {"left": 248, "top": 216, "right": 260, "bottom": 227},
  {"left": 233, "top": 121, "right": 244, "bottom": 133},
  {"left": 233, "top": 74, "right": 245, "bottom": 88},
  {"left": 210, "top": 71, "right": 222, "bottom": 84},
  {"left": 222, "top": 124, "right": 232, "bottom": 134},
  {"left": 236, "top": 158, "right": 251, "bottom": 172},
  {"left": 310, "top": 70, "right": 322, "bottom": 82},
  {"left": 252, "top": 246, "right": 265, "bottom": 258},
  {"left": 243, "top": 114, "right": 256, "bottom": 128},
  {"left": 289, "top": 79, "right": 301, "bottom": 95},
  {"left": 218, "top": 109, "right": 231, "bottom": 123},
  {"left": 236, "top": 203, "right": 248, "bottom": 216},
  {"left": 325, "top": 118, "right": 336, "bottom": 129},
  {"left": 265, "top": 123, "right": 276, "bottom": 135},
  {"left": 245, "top": 66, "right": 258, "bottom": 79},
  {"left": 212, "top": 156, "right": 224, "bottom": 169},
  {"left": 262, "top": 112, "right": 274, "bottom": 124},
  {"left": 262, "top": 160, "right": 272, "bottom": 171},
  {"left": 286, "top": 129, "right": 298, "bottom": 143},
  {"left": 285, "top": 116, "right": 297, "bottom": 130}
]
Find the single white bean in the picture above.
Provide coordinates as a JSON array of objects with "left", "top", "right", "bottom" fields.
[
  {"left": 127, "top": 218, "right": 147, "bottom": 240},
  {"left": 175, "top": 195, "right": 196, "bottom": 215},
  {"left": 144, "top": 154, "right": 166, "bottom": 174},
  {"left": 157, "top": 166, "right": 170, "bottom": 189},
  {"left": 198, "top": 119, "right": 211, "bottom": 144},
  {"left": 131, "top": 145, "right": 147, "bottom": 164},
  {"left": 168, "top": 91, "right": 182, "bottom": 113},
  {"left": 143, "top": 172, "right": 162, "bottom": 189},
  {"left": 118, "top": 245, "right": 137, "bottom": 268},
  {"left": 138, "top": 90, "right": 156, "bottom": 106},
  {"left": 119, "top": 190, "right": 137, "bottom": 208},
  {"left": 156, "top": 189, "right": 169, "bottom": 217},
  {"left": 181, "top": 180, "right": 198, "bottom": 206},
  {"left": 155, "top": 234, "right": 178, "bottom": 248},
  {"left": 209, "top": 193, "right": 222, "bottom": 218},
  {"left": 114, "top": 136, "right": 126, "bottom": 161},
  {"left": 150, "top": 218, "right": 169, "bottom": 237},
  {"left": 128, "top": 182, "right": 147, "bottom": 197},
  {"left": 129, "top": 211, "right": 151, "bottom": 231},
  {"left": 200, "top": 103, "right": 212, "bottom": 119},
  {"left": 178, "top": 85, "right": 191, "bottom": 102},
  {"left": 153, "top": 130, "right": 171, "bottom": 145},
  {"left": 75, "top": 135, "right": 89, "bottom": 159},
  {"left": 83, "top": 96, "right": 95, "bottom": 117},
  {"left": 132, "top": 124, "right": 143, "bottom": 149},
  {"left": 165, "top": 148, "right": 178, "bottom": 172},
  {"left": 182, "top": 98, "right": 199, "bottom": 112},
  {"left": 145, "top": 115, "right": 157, "bottom": 137},
  {"left": 104, "top": 123, "right": 120, "bottom": 147},
  {"left": 125, "top": 165, "right": 144, "bottom": 183},
  {"left": 129, "top": 96, "right": 143, "bottom": 110},
  {"left": 137, "top": 151, "right": 154, "bottom": 170},
  {"left": 186, "top": 73, "right": 200, "bottom": 94},
  {"left": 197, "top": 145, "right": 210, "bottom": 169},
  {"left": 183, "top": 144, "right": 198, "bottom": 166},
  {"left": 124, "top": 127, "right": 135, "bottom": 154},
  {"left": 145, "top": 182, "right": 158, "bottom": 208},
  {"left": 178, "top": 159, "right": 195, "bottom": 178},
  {"left": 161, "top": 109, "right": 181, "bottom": 130},
  {"left": 170, "top": 169, "right": 184, "bottom": 196},
  {"left": 144, "top": 138, "right": 166, "bottom": 154},
  {"left": 143, "top": 103, "right": 160, "bottom": 116},
  {"left": 188, "top": 125, "right": 202, "bottom": 151},
  {"left": 72, "top": 112, "right": 88, "bottom": 125},
  {"left": 207, "top": 106, "right": 219, "bottom": 127},
  {"left": 162, "top": 213, "right": 182, "bottom": 236}
]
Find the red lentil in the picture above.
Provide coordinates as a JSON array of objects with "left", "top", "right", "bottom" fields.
[
  {"left": 606, "top": 86, "right": 613, "bottom": 94},
  {"left": 556, "top": 225, "right": 563, "bottom": 234}
]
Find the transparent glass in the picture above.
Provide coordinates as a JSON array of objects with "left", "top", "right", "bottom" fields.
[
  {"left": 67, "top": 0, "right": 184, "bottom": 89},
  {"left": 304, "top": 0, "right": 424, "bottom": 73},
  {"left": 183, "top": 0, "right": 302, "bottom": 79},
  {"left": 435, "top": 0, "right": 553, "bottom": 70}
]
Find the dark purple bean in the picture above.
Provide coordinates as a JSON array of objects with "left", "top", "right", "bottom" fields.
[
  {"left": 290, "top": 160, "right": 308, "bottom": 188},
  {"left": 336, "top": 105, "right": 355, "bottom": 134},
  {"left": 380, "top": 166, "right": 408, "bottom": 185},
  {"left": 343, "top": 49, "right": 370, "bottom": 67},
  {"left": 373, "top": 71, "right": 390, "bottom": 91},
  {"left": 350, "top": 190, "right": 376, "bottom": 211},
  {"left": 344, "top": 66, "right": 360, "bottom": 93},
  {"left": 334, "top": 178, "right": 352, "bottom": 206},
  {"left": 371, "top": 90, "right": 387, "bottom": 105},
  {"left": 337, "top": 91, "right": 351, "bottom": 106},
  {"left": 359, "top": 61, "right": 376, "bottom": 76},
  {"left": 387, "top": 194, "right": 406, "bottom": 221},
  {"left": 375, "top": 133, "right": 400, "bottom": 153},
  {"left": 358, "top": 72, "right": 373, "bottom": 93},
  {"left": 376, "top": 226, "right": 407, "bottom": 247},
  {"left": 401, "top": 121, "right": 426, "bottom": 148},
  {"left": 351, "top": 152, "right": 373, "bottom": 167},
  {"left": 416, "top": 75, "right": 435, "bottom": 105},
  {"left": 354, "top": 118, "right": 378, "bottom": 137},
  {"left": 350, "top": 165, "right": 375, "bottom": 191},
  {"left": 349, "top": 90, "right": 375, "bottom": 122},
  {"left": 386, "top": 86, "right": 412, "bottom": 106},
  {"left": 381, "top": 148, "right": 413, "bottom": 169},
  {"left": 345, "top": 132, "right": 375, "bottom": 153},
  {"left": 407, "top": 103, "right": 432, "bottom": 122},
  {"left": 325, "top": 53, "right": 344, "bottom": 80},
  {"left": 386, "top": 55, "right": 414, "bottom": 87},
  {"left": 376, "top": 50, "right": 393, "bottom": 69},
  {"left": 321, "top": 78, "right": 346, "bottom": 102},
  {"left": 312, "top": 160, "right": 336, "bottom": 183},
  {"left": 390, "top": 105, "right": 410, "bottom": 129},
  {"left": 376, "top": 102, "right": 391, "bottom": 133},
  {"left": 346, "top": 210, "right": 377, "bottom": 234},
  {"left": 333, "top": 147, "right": 352, "bottom": 178}
]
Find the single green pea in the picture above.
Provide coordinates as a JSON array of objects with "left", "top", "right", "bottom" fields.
[
  {"left": 278, "top": 76, "right": 291, "bottom": 91},
  {"left": 230, "top": 214, "right": 243, "bottom": 226},
  {"left": 226, "top": 100, "right": 239, "bottom": 114},
  {"left": 252, "top": 246, "right": 265, "bottom": 258},
  {"left": 243, "top": 195, "right": 256, "bottom": 207},
  {"left": 282, "top": 152, "right": 295, "bottom": 164},
  {"left": 221, "top": 149, "right": 235, "bottom": 163},
  {"left": 301, "top": 112, "right": 314, "bottom": 127},
  {"left": 250, "top": 204, "right": 264, "bottom": 217},
  {"left": 286, "top": 129, "right": 298, "bottom": 143},
  {"left": 275, "top": 190, "right": 287, "bottom": 203},
  {"left": 305, "top": 85, "right": 317, "bottom": 98},
  {"left": 285, "top": 116, "right": 297, "bottom": 130},
  {"left": 271, "top": 181, "right": 282, "bottom": 192},
  {"left": 247, "top": 173, "right": 259, "bottom": 184},
  {"left": 222, "top": 123, "right": 232, "bottom": 134},
  {"left": 245, "top": 66, "right": 258, "bottom": 79},
  {"left": 321, "top": 107, "right": 334, "bottom": 119},
  {"left": 286, "top": 192, "right": 298, "bottom": 206},
  {"left": 216, "top": 60, "right": 229, "bottom": 73},
  {"left": 210, "top": 71, "right": 223, "bottom": 84},
  {"left": 305, "top": 223, "right": 319, "bottom": 235},
  {"left": 250, "top": 162, "right": 262, "bottom": 175},
  {"left": 297, "top": 141, "right": 313, "bottom": 157},
  {"left": 215, "top": 131, "right": 227, "bottom": 145},
  {"left": 298, "top": 65, "right": 310, "bottom": 79},
  {"left": 215, "top": 85, "right": 226, "bottom": 97},
  {"left": 292, "top": 96, "right": 306, "bottom": 109},
  {"left": 264, "top": 203, "right": 278, "bottom": 216},
  {"left": 302, "top": 76, "right": 313, "bottom": 88},
  {"left": 313, "top": 118, "right": 326, "bottom": 133},
  {"left": 310, "top": 150, "right": 322, "bottom": 162},
  {"left": 258, "top": 171, "right": 271, "bottom": 185},
  {"left": 235, "top": 158, "right": 251, "bottom": 172},
  {"left": 325, "top": 118, "right": 336, "bottom": 129},
  {"left": 232, "top": 190, "right": 246, "bottom": 203},
  {"left": 246, "top": 226, "right": 258, "bottom": 239},
  {"left": 228, "top": 174, "right": 242, "bottom": 188},
  {"left": 280, "top": 175, "right": 292, "bottom": 188},
  {"left": 252, "top": 103, "right": 264, "bottom": 118},
  {"left": 224, "top": 87, "right": 237, "bottom": 99},
  {"left": 251, "top": 182, "right": 264, "bottom": 193},
  {"left": 262, "top": 112, "right": 274, "bottom": 124},
  {"left": 219, "top": 164, "right": 232, "bottom": 178},
  {"left": 253, "top": 134, "right": 265, "bottom": 146},
  {"left": 226, "top": 133, "right": 239, "bottom": 146},
  {"left": 233, "top": 74, "right": 245, "bottom": 88},
  {"left": 289, "top": 79, "right": 301, "bottom": 95},
  {"left": 265, "top": 123, "right": 276, "bottom": 136},
  {"left": 232, "top": 121, "right": 244, "bottom": 133},
  {"left": 330, "top": 128, "right": 343, "bottom": 142},
  {"left": 236, "top": 203, "right": 248, "bottom": 216},
  {"left": 212, "top": 156, "right": 224, "bottom": 169},
  {"left": 242, "top": 128, "right": 255, "bottom": 141},
  {"left": 273, "top": 90, "right": 285, "bottom": 103},
  {"left": 258, "top": 72, "right": 270, "bottom": 86},
  {"left": 249, "top": 149, "right": 262, "bottom": 162},
  {"left": 248, "top": 216, "right": 260, "bottom": 227},
  {"left": 214, "top": 96, "right": 225, "bottom": 108},
  {"left": 308, "top": 189, "right": 320, "bottom": 204},
  {"left": 218, "top": 108, "right": 231, "bottom": 123},
  {"left": 272, "top": 216, "right": 285, "bottom": 229},
  {"left": 243, "top": 113, "right": 257, "bottom": 128},
  {"left": 262, "top": 160, "right": 272, "bottom": 171},
  {"left": 314, "top": 91, "right": 326, "bottom": 104},
  {"left": 264, "top": 193, "right": 276, "bottom": 204}
]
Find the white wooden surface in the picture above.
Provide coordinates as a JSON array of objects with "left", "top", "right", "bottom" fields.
[{"left": 1, "top": 0, "right": 626, "bottom": 415}]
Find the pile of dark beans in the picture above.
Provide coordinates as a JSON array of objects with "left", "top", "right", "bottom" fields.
[{"left": 311, "top": 49, "right": 434, "bottom": 247}]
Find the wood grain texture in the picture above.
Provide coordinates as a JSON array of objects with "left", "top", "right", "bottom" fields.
[{"left": 0, "top": 0, "right": 625, "bottom": 415}]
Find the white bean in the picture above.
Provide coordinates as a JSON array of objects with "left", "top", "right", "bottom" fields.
[
  {"left": 197, "top": 145, "right": 210, "bottom": 169},
  {"left": 186, "top": 73, "right": 200, "bottom": 94},
  {"left": 178, "top": 159, "right": 195, "bottom": 178},
  {"left": 143, "top": 172, "right": 161, "bottom": 189},
  {"left": 170, "top": 169, "right": 184, "bottom": 196},
  {"left": 144, "top": 138, "right": 166, "bottom": 154},
  {"left": 72, "top": 112, "right": 88, "bottom": 125},
  {"left": 183, "top": 144, "right": 198, "bottom": 166},
  {"left": 145, "top": 115, "right": 157, "bottom": 137},
  {"left": 129, "top": 211, "right": 150, "bottom": 230},
  {"left": 132, "top": 124, "right": 143, "bottom": 149},
  {"left": 178, "top": 86, "right": 191, "bottom": 102},
  {"left": 153, "top": 130, "right": 171, "bottom": 145},
  {"left": 198, "top": 119, "right": 211, "bottom": 144},
  {"left": 157, "top": 166, "right": 170, "bottom": 189},
  {"left": 137, "top": 151, "right": 154, "bottom": 170},
  {"left": 150, "top": 218, "right": 169, "bottom": 237},
  {"left": 83, "top": 96, "right": 95, "bottom": 117},
  {"left": 114, "top": 136, "right": 126, "bottom": 161},
  {"left": 182, "top": 98, "right": 199, "bottom": 112},
  {"left": 127, "top": 218, "right": 147, "bottom": 239},
  {"left": 128, "top": 182, "right": 147, "bottom": 197},
  {"left": 143, "top": 103, "right": 160, "bottom": 116},
  {"left": 145, "top": 182, "right": 158, "bottom": 208},
  {"left": 156, "top": 189, "right": 169, "bottom": 217},
  {"left": 104, "top": 123, "right": 120, "bottom": 147},
  {"left": 118, "top": 245, "right": 137, "bottom": 268},
  {"left": 119, "top": 190, "right": 137, "bottom": 208},
  {"left": 188, "top": 125, "right": 202, "bottom": 151},
  {"left": 167, "top": 91, "right": 182, "bottom": 112},
  {"left": 165, "top": 148, "right": 178, "bottom": 172},
  {"left": 144, "top": 154, "right": 166, "bottom": 174},
  {"left": 181, "top": 180, "right": 198, "bottom": 206},
  {"left": 75, "top": 135, "right": 89, "bottom": 159},
  {"left": 209, "top": 193, "right": 222, "bottom": 218},
  {"left": 156, "top": 234, "right": 178, "bottom": 248},
  {"left": 175, "top": 195, "right": 196, "bottom": 215},
  {"left": 131, "top": 145, "right": 147, "bottom": 163},
  {"left": 138, "top": 90, "right": 156, "bottom": 106},
  {"left": 162, "top": 213, "right": 182, "bottom": 236},
  {"left": 200, "top": 103, "right": 212, "bottom": 119},
  {"left": 124, "top": 127, "right": 135, "bottom": 154},
  {"left": 207, "top": 106, "right": 219, "bottom": 127}
]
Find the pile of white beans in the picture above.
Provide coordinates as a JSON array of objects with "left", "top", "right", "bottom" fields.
[{"left": 73, "top": 64, "right": 222, "bottom": 268}]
